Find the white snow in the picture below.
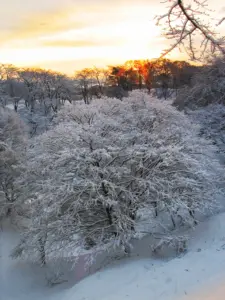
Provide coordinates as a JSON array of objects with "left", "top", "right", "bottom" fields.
[
  {"left": 63, "top": 212, "right": 225, "bottom": 300},
  {"left": 1, "top": 212, "right": 225, "bottom": 300}
]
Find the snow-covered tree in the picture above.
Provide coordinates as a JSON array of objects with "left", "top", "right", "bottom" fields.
[
  {"left": 13, "top": 91, "right": 223, "bottom": 264},
  {"left": 188, "top": 104, "right": 225, "bottom": 160},
  {"left": 0, "top": 107, "right": 27, "bottom": 221},
  {"left": 174, "top": 56, "right": 225, "bottom": 109},
  {"left": 18, "top": 68, "right": 72, "bottom": 113}
]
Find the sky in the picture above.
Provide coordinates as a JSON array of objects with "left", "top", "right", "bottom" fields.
[{"left": 0, "top": 0, "right": 225, "bottom": 74}]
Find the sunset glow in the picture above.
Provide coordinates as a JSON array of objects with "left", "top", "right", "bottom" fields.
[{"left": 0, "top": 0, "right": 224, "bottom": 73}]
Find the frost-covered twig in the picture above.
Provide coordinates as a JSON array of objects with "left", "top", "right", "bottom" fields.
[{"left": 156, "top": 0, "right": 225, "bottom": 60}]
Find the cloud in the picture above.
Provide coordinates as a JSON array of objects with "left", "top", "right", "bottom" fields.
[
  {"left": 42, "top": 40, "right": 100, "bottom": 48},
  {"left": 41, "top": 37, "right": 125, "bottom": 48},
  {"left": 0, "top": 1, "right": 107, "bottom": 47},
  {"left": 0, "top": 9, "right": 87, "bottom": 45},
  {"left": 0, "top": 0, "right": 162, "bottom": 47},
  {"left": 0, "top": 0, "right": 168, "bottom": 72}
]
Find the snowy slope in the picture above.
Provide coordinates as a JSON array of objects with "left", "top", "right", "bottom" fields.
[
  {"left": 63, "top": 212, "right": 225, "bottom": 300},
  {"left": 1, "top": 212, "right": 225, "bottom": 300}
]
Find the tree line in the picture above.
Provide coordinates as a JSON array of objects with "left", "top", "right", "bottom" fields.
[{"left": 0, "top": 58, "right": 200, "bottom": 111}]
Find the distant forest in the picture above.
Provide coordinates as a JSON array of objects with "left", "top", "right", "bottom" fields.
[{"left": 0, "top": 58, "right": 200, "bottom": 109}]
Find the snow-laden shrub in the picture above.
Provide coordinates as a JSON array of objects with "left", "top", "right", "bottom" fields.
[
  {"left": 13, "top": 91, "right": 223, "bottom": 264},
  {"left": 174, "top": 56, "right": 225, "bottom": 109},
  {"left": 0, "top": 106, "right": 27, "bottom": 149},
  {"left": 0, "top": 107, "right": 27, "bottom": 221},
  {"left": 188, "top": 104, "right": 225, "bottom": 159}
]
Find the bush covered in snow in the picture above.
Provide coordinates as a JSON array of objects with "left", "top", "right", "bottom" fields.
[
  {"left": 12, "top": 91, "right": 223, "bottom": 265},
  {"left": 174, "top": 56, "right": 225, "bottom": 110},
  {"left": 172, "top": 56, "right": 225, "bottom": 161},
  {"left": 0, "top": 107, "right": 27, "bottom": 221},
  {"left": 188, "top": 104, "right": 225, "bottom": 159}
]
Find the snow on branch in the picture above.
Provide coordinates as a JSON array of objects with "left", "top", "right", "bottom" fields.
[
  {"left": 0, "top": 107, "right": 27, "bottom": 222},
  {"left": 174, "top": 56, "right": 225, "bottom": 108},
  {"left": 12, "top": 91, "right": 224, "bottom": 265},
  {"left": 156, "top": 0, "right": 225, "bottom": 60}
]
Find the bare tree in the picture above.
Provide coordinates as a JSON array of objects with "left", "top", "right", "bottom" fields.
[
  {"left": 156, "top": 0, "right": 225, "bottom": 60},
  {"left": 0, "top": 64, "right": 24, "bottom": 110},
  {"left": 18, "top": 68, "right": 41, "bottom": 111},
  {"left": 17, "top": 68, "right": 73, "bottom": 115},
  {"left": 37, "top": 70, "right": 72, "bottom": 113},
  {"left": 75, "top": 68, "right": 94, "bottom": 104},
  {"left": 90, "top": 67, "right": 108, "bottom": 98}
]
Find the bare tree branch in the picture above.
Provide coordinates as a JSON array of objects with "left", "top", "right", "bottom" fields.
[{"left": 156, "top": 0, "right": 225, "bottom": 60}]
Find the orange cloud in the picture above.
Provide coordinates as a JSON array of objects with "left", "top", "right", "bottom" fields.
[
  {"left": 0, "top": 7, "right": 87, "bottom": 46},
  {"left": 0, "top": 1, "right": 162, "bottom": 47},
  {"left": 0, "top": 0, "right": 175, "bottom": 73}
]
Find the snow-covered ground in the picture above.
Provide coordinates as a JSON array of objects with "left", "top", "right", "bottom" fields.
[{"left": 1, "top": 212, "right": 225, "bottom": 300}]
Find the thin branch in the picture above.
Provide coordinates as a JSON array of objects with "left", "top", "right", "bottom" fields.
[{"left": 156, "top": 0, "right": 225, "bottom": 60}]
